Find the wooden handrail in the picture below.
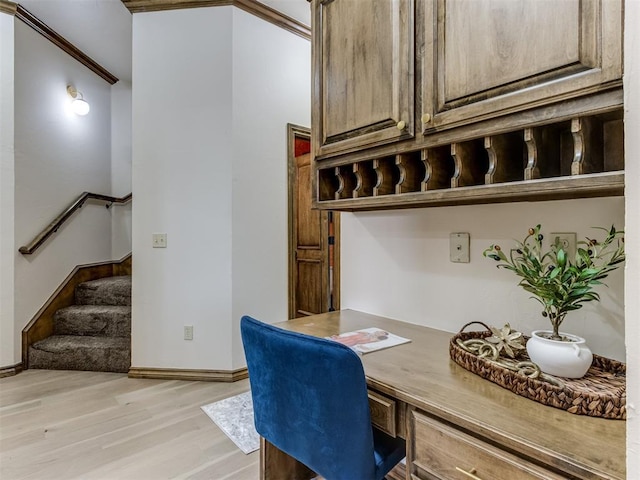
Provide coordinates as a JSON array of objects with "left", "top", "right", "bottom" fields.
[{"left": 19, "top": 192, "right": 132, "bottom": 255}]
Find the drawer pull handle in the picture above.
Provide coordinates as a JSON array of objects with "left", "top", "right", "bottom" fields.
[
  {"left": 455, "top": 466, "right": 483, "bottom": 480},
  {"left": 397, "top": 120, "right": 406, "bottom": 130}
]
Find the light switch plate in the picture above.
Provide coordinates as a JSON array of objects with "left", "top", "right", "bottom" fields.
[
  {"left": 152, "top": 233, "right": 167, "bottom": 248},
  {"left": 450, "top": 232, "right": 470, "bottom": 263},
  {"left": 184, "top": 325, "right": 193, "bottom": 341}
]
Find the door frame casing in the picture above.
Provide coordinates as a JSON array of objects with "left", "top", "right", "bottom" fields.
[{"left": 287, "top": 123, "right": 340, "bottom": 319}]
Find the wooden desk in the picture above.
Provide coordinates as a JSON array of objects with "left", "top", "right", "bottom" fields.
[{"left": 262, "top": 310, "right": 625, "bottom": 480}]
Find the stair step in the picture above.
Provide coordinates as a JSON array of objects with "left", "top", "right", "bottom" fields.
[
  {"left": 28, "top": 336, "right": 130, "bottom": 373},
  {"left": 54, "top": 305, "right": 131, "bottom": 337},
  {"left": 75, "top": 275, "right": 132, "bottom": 306}
]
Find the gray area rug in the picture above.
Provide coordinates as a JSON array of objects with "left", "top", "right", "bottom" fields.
[{"left": 201, "top": 391, "right": 260, "bottom": 454}]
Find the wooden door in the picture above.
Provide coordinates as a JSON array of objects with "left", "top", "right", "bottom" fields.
[
  {"left": 312, "top": 0, "right": 415, "bottom": 159},
  {"left": 420, "top": 0, "right": 623, "bottom": 133},
  {"left": 288, "top": 126, "right": 339, "bottom": 318}
]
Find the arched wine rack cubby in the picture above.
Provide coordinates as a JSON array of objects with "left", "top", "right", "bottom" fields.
[{"left": 315, "top": 111, "right": 624, "bottom": 210}]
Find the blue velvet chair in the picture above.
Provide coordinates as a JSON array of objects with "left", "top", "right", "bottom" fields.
[{"left": 241, "top": 315, "right": 406, "bottom": 480}]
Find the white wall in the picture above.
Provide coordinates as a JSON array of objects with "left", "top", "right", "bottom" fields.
[
  {"left": 131, "top": 6, "right": 311, "bottom": 371},
  {"left": 111, "top": 80, "right": 132, "bottom": 259},
  {"left": 13, "top": 21, "right": 113, "bottom": 363},
  {"left": 0, "top": 12, "right": 15, "bottom": 368},
  {"left": 230, "top": 8, "right": 311, "bottom": 368},
  {"left": 132, "top": 7, "right": 235, "bottom": 369},
  {"left": 624, "top": 0, "right": 639, "bottom": 475},
  {"left": 341, "top": 198, "right": 625, "bottom": 359}
]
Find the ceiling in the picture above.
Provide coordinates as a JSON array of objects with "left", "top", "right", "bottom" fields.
[{"left": 18, "top": 0, "right": 311, "bottom": 84}]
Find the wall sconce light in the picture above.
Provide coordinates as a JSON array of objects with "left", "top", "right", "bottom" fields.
[{"left": 67, "top": 85, "right": 90, "bottom": 116}]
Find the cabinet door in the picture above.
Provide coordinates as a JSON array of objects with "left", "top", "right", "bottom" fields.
[
  {"left": 421, "top": 0, "right": 623, "bottom": 134},
  {"left": 313, "top": 0, "right": 415, "bottom": 158}
]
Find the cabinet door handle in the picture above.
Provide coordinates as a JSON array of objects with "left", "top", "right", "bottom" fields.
[
  {"left": 455, "top": 466, "right": 483, "bottom": 480},
  {"left": 421, "top": 113, "right": 431, "bottom": 124},
  {"left": 396, "top": 120, "right": 406, "bottom": 130}
]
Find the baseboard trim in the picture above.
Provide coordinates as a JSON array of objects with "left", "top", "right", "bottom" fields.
[
  {"left": 128, "top": 367, "right": 248, "bottom": 382},
  {"left": 0, "top": 362, "right": 24, "bottom": 378}
]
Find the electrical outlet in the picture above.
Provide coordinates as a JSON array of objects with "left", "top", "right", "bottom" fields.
[
  {"left": 152, "top": 233, "right": 167, "bottom": 248},
  {"left": 450, "top": 233, "right": 470, "bottom": 263},
  {"left": 551, "top": 232, "right": 576, "bottom": 259},
  {"left": 184, "top": 325, "right": 194, "bottom": 341}
]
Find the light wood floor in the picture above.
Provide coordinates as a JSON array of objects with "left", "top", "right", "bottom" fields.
[{"left": 0, "top": 370, "right": 259, "bottom": 480}]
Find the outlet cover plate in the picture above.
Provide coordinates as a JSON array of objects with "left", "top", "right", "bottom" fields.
[{"left": 450, "top": 232, "right": 470, "bottom": 263}]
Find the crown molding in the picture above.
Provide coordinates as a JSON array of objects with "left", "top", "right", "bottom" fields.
[
  {"left": 121, "top": 0, "right": 310, "bottom": 41},
  {"left": 123, "top": 0, "right": 232, "bottom": 11},
  {"left": 234, "top": 0, "right": 310, "bottom": 40},
  {"left": 15, "top": 4, "right": 119, "bottom": 84},
  {"left": 0, "top": 0, "right": 17, "bottom": 15}
]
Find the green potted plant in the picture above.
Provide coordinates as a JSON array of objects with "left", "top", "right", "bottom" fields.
[{"left": 483, "top": 224, "right": 625, "bottom": 378}]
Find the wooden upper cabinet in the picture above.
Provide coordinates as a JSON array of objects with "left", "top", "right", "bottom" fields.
[
  {"left": 312, "top": 0, "right": 415, "bottom": 159},
  {"left": 421, "top": 0, "right": 623, "bottom": 133},
  {"left": 310, "top": 0, "right": 624, "bottom": 210}
]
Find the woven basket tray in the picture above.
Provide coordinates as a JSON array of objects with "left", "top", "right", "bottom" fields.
[{"left": 449, "top": 323, "right": 626, "bottom": 420}]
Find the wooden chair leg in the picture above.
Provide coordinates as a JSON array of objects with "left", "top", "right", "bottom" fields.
[{"left": 260, "top": 437, "right": 316, "bottom": 480}]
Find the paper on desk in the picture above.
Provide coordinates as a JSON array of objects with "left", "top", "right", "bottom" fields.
[{"left": 327, "top": 327, "right": 411, "bottom": 354}]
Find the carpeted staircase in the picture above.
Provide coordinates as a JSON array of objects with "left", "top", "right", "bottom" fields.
[{"left": 28, "top": 276, "right": 131, "bottom": 373}]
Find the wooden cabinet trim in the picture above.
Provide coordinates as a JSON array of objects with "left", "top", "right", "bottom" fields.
[
  {"left": 313, "top": 89, "right": 622, "bottom": 166},
  {"left": 427, "top": 78, "right": 622, "bottom": 134},
  {"left": 314, "top": 172, "right": 623, "bottom": 211}
]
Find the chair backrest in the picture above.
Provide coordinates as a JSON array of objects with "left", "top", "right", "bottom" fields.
[{"left": 241, "top": 315, "right": 376, "bottom": 480}]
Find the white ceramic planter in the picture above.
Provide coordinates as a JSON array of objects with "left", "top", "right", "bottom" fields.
[{"left": 526, "top": 330, "right": 593, "bottom": 378}]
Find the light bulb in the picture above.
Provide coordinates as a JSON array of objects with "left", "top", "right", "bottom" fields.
[
  {"left": 71, "top": 98, "right": 90, "bottom": 115},
  {"left": 67, "top": 85, "right": 90, "bottom": 116}
]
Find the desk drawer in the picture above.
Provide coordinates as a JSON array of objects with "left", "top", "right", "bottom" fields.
[
  {"left": 409, "top": 410, "right": 565, "bottom": 480},
  {"left": 368, "top": 390, "right": 397, "bottom": 437}
]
